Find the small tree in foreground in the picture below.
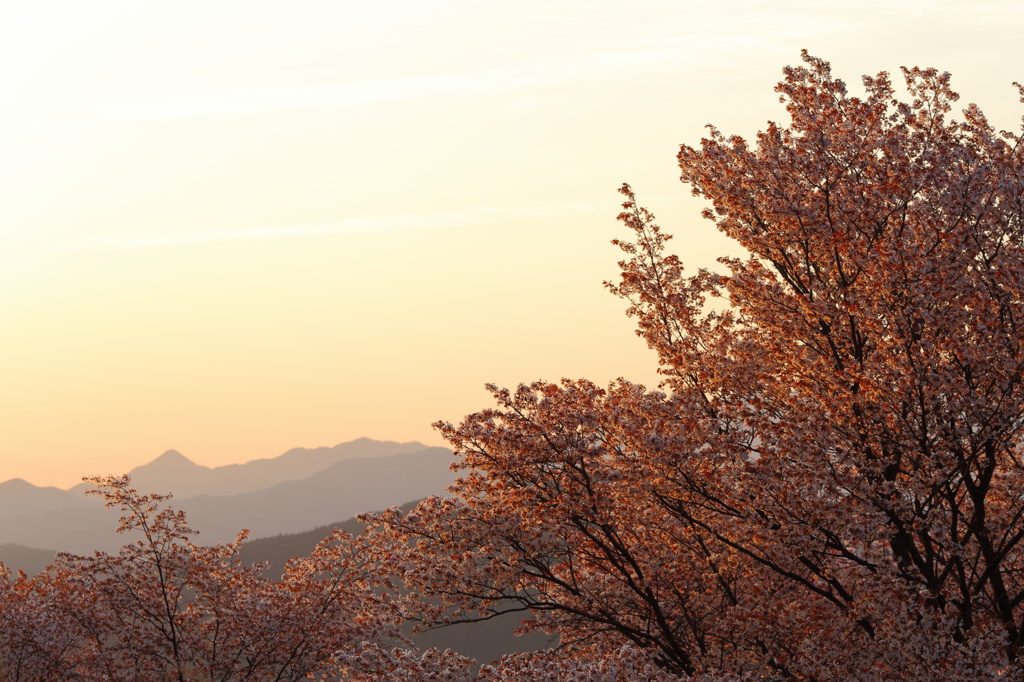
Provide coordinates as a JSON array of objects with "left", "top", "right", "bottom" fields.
[
  {"left": 365, "top": 52, "right": 1024, "bottom": 679},
  {"left": 0, "top": 476, "right": 473, "bottom": 681}
]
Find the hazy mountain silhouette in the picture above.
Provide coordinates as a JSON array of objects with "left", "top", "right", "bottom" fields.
[
  {"left": 0, "top": 505, "right": 124, "bottom": 555},
  {"left": 0, "top": 543, "right": 58, "bottom": 576},
  {"left": 0, "top": 478, "right": 100, "bottom": 521},
  {"left": 0, "top": 442, "right": 458, "bottom": 553},
  {"left": 238, "top": 499, "right": 420, "bottom": 578},
  {"left": 67, "top": 438, "right": 430, "bottom": 499},
  {"left": 171, "top": 446, "right": 458, "bottom": 543}
]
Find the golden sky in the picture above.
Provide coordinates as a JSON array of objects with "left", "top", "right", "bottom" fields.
[{"left": 2, "top": 1, "right": 1023, "bottom": 488}]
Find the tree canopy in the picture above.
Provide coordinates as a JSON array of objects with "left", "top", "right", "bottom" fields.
[{"left": 368, "top": 51, "right": 1024, "bottom": 679}]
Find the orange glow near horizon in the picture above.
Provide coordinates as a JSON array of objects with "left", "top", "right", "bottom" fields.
[{"left": 1, "top": 1, "right": 1023, "bottom": 488}]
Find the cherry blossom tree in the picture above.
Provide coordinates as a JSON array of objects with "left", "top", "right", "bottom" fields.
[
  {"left": 0, "top": 564, "right": 84, "bottom": 681},
  {"left": 366, "top": 52, "right": 1024, "bottom": 679},
  {"left": 0, "top": 476, "right": 473, "bottom": 681}
]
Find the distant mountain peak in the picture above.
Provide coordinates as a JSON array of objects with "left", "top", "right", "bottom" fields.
[
  {"left": 61, "top": 438, "right": 433, "bottom": 501},
  {"left": 0, "top": 477, "right": 31, "bottom": 488},
  {"left": 137, "top": 449, "right": 204, "bottom": 472},
  {"left": 0, "top": 477, "right": 71, "bottom": 494},
  {"left": 153, "top": 449, "right": 190, "bottom": 463}
]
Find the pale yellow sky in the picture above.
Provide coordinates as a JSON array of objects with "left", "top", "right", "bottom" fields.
[{"left": 1, "top": 1, "right": 1023, "bottom": 488}]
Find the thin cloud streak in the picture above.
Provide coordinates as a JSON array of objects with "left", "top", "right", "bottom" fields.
[
  {"left": 102, "top": 72, "right": 527, "bottom": 122},
  {"left": 0, "top": 49, "right": 680, "bottom": 141},
  {"left": 98, "top": 51, "right": 681, "bottom": 123},
  {"left": 63, "top": 203, "right": 597, "bottom": 250}
]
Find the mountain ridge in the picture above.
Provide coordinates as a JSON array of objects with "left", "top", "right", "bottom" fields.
[
  {"left": 58, "top": 438, "right": 433, "bottom": 499},
  {"left": 0, "top": 440, "right": 458, "bottom": 554},
  {"left": 0, "top": 478, "right": 100, "bottom": 522}
]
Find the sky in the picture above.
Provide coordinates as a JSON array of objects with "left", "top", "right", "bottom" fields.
[{"left": 2, "top": 1, "right": 1023, "bottom": 488}]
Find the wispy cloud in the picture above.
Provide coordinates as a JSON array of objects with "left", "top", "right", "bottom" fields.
[
  {"left": 100, "top": 72, "right": 528, "bottom": 122},
  {"left": 0, "top": 47, "right": 685, "bottom": 142},
  {"left": 64, "top": 202, "right": 597, "bottom": 250},
  {"left": 97, "top": 51, "right": 681, "bottom": 123}
]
